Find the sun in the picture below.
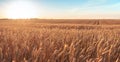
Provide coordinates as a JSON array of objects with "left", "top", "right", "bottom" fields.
[{"left": 5, "top": 1, "right": 39, "bottom": 19}]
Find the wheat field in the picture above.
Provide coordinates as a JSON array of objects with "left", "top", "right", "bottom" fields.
[{"left": 0, "top": 19, "right": 120, "bottom": 62}]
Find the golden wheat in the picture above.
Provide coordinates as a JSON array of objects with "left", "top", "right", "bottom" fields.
[{"left": 0, "top": 19, "right": 119, "bottom": 62}]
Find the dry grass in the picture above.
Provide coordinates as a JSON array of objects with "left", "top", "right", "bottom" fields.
[{"left": 0, "top": 19, "right": 120, "bottom": 62}]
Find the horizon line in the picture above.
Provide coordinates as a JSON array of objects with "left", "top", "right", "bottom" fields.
[{"left": 0, "top": 18, "right": 120, "bottom": 20}]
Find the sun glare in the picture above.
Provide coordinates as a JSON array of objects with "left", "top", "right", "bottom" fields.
[{"left": 5, "top": 1, "right": 39, "bottom": 19}]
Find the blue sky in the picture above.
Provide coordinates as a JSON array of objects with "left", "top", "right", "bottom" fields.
[{"left": 0, "top": 0, "right": 120, "bottom": 19}]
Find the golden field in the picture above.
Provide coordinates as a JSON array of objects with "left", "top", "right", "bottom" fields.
[{"left": 0, "top": 19, "right": 120, "bottom": 62}]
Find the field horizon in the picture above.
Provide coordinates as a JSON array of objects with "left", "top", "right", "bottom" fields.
[{"left": 1, "top": 19, "right": 120, "bottom": 24}]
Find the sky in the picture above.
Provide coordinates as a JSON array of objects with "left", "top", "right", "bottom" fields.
[{"left": 0, "top": 0, "right": 120, "bottom": 19}]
